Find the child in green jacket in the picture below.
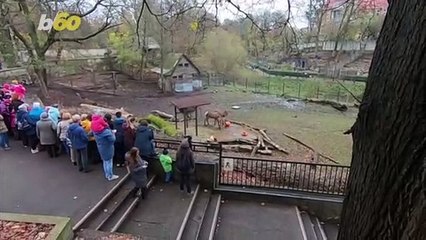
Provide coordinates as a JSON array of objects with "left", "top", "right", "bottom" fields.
[{"left": 160, "top": 148, "right": 174, "bottom": 183}]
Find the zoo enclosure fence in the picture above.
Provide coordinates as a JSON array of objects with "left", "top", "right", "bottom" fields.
[{"left": 154, "top": 139, "right": 350, "bottom": 196}]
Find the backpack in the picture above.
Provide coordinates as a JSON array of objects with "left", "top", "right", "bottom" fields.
[{"left": 17, "top": 116, "right": 31, "bottom": 131}]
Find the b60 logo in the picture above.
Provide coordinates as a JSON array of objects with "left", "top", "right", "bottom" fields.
[{"left": 38, "top": 12, "right": 81, "bottom": 32}]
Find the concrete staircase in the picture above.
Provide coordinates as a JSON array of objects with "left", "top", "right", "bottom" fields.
[{"left": 177, "top": 185, "right": 221, "bottom": 240}]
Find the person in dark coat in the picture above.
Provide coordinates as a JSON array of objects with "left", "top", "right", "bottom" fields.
[
  {"left": 104, "top": 113, "right": 114, "bottom": 130},
  {"left": 134, "top": 120, "right": 156, "bottom": 160},
  {"left": 175, "top": 139, "right": 195, "bottom": 194},
  {"left": 17, "top": 104, "right": 38, "bottom": 152},
  {"left": 36, "top": 112, "right": 58, "bottom": 158},
  {"left": 125, "top": 147, "right": 148, "bottom": 199},
  {"left": 113, "top": 111, "right": 126, "bottom": 167},
  {"left": 123, "top": 116, "right": 136, "bottom": 152},
  {"left": 68, "top": 114, "right": 90, "bottom": 172}
]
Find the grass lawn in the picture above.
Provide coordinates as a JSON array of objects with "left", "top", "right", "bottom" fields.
[{"left": 209, "top": 86, "right": 356, "bottom": 166}]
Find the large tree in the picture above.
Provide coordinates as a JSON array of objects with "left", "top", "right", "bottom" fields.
[
  {"left": 338, "top": 0, "right": 425, "bottom": 239},
  {"left": 1, "top": 0, "right": 118, "bottom": 96}
]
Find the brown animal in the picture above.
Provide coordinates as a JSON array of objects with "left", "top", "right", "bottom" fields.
[{"left": 204, "top": 110, "right": 228, "bottom": 129}]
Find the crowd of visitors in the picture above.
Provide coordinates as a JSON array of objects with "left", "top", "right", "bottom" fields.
[{"left": 1, "top": 81, "right": 196, "bottom": 196}]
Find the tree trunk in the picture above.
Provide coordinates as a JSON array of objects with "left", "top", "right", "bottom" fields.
[
  {"left": 338, "top": 1, "right": 425, "bottom": 239},
  {"left": 34, "top": 67, "right": 49, "bottom": 97}
]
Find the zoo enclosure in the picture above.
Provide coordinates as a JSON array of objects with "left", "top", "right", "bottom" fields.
[{"left": 153, "top": 139, "right": 350, "bottom": 196}]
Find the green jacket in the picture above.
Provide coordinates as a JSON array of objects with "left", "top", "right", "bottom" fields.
[{"left": 160, "top": 154, "right": 173, "bottom": 172}]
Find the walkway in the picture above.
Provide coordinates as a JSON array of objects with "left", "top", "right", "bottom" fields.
[
  {"left": 0, "top": 140, "right": 126, "bottom": 224},
  {"left": 215, "top": 198, "right": 306, "bottom": 240}
]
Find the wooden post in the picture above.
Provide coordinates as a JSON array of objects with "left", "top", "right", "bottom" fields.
[
  {"left": 174, "top": 106, "right": 178, "bottom": 130},
  {"left": 183, "top": 112, "right": 187, "bottom": 136},
  {"left": 268, "top": 78, "right": 271, "bottom": 94},
  {"left": 282, "top": 82, "right": 285, "bottom": 96},
  {"left": 112, "top": 71, "right": 117, "bottom": 94},
  {"left": 245, "top": 78, "right": 248, "bottom": 89},
  {"left": 207, "top": 73, "right": 210, "bottom": 86},
  {"left": 233, "top": 77, "right": 236, "bottom": 87},
  {"left": 195, "top": 106, "right": 198, "bottom": 136},
  {"left": 298, "top": 82, "right": 301, "bottom": 98},
  {"left": 317, "top": 85, "right": 320, "bottom": 99},
  {"left": 337, "top": 86, "right": 341, "bottom": 102}
]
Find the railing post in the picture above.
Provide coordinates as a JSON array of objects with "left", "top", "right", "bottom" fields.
[{"left": 218, "top": 143, "right": 223, "bottom": 185}]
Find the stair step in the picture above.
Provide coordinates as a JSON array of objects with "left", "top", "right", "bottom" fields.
[
  {"left": 198, "top": 194, "right": 221, "bottom": 240},
  {"left": 310, "top": 215, "right": 327, "bottom": 240},
  {"left": 300, "top": 211, "right": 318, "bottom": 240},
  {"left": 323, "top": 223, "right": 339, "bottom": 240},
  {"left": 180, "top": 188, "right": 211, "bottom": 240}
]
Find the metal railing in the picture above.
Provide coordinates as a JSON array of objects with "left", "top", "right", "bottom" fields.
[
  {"left": 219, "top": 154, "right": 350, "bottom": 196},
  {"left": 154, "top": 138, "right": 220, "bottom": 153}
]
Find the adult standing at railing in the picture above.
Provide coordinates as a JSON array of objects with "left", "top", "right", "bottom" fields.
[{"left": 175, "top": 138, "right": 195, "bottom": 194}]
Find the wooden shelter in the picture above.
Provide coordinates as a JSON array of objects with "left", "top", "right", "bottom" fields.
[
  {"left": 162, "top": 54, "right": 203, "bottom": 93},
  {"left": 171, "top": 95, "right": 211, "bottom": 136}
]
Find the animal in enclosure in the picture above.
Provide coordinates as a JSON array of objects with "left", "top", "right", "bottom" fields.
[{"left": 204, "top": 110, "right": 228, "bottom": 129}]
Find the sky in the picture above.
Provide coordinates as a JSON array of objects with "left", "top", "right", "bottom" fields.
[{"left": 206, "top": 0, "right": 309, "bottom": 28}]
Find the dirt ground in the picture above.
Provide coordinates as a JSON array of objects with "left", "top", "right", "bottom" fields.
[{"left": 30, "top": 72, "right": 355, "bottom": 165}]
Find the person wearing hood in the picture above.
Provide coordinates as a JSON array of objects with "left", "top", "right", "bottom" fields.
[
  {"left": 175, "top": 139, "right": 195, "bottom": 194},
  {"left": 92, "top": 114, "right": 119, "bottom": 181},
  {"left": 123, "top": 116, "right": 136, "bottom": 152},
  {"left": 36, "top": 112, "right": 58, "bottom": 158},
  {"left": 0, "top": 114, "right": 11, "bottom": 150},
  {"left": 16, "top": 103, "right": 29, "bottom": 147},
  {"left": 17, "top": 104, "right": 39, "bottom": 153},
  {"left": 104, "top": 113, "right": 114, "bottom": 130},
  {"left": 113, "top": 111, "right": 126, "bottom": 167},
  {"left": 29, "top": 102, "right": 43, "bottom": 123},
  {"left": 134, "top": 120, "right": 156, "bottom": 160},
  {"left": 81, "top": 114, "right": 101, "bottom": 164},
  {"left": 57, "top": 112, "right": 72, "bottom": 159},
  {"left": 68, "top": 114, "right": 90, "bottom": 172},
  {"left": 48, "top": 104, "right": 60, "bottom": 125}
]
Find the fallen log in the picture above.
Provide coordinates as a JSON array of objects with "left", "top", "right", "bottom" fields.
[
  {"left": 282, "top": 132, "right": 315, "bottom": 152},
  {"left": 151, "top": 110, "right": 176, "bottom": 121},
  {"left": 258, "top": 149, "right": 272, "bottom": 155},
  {"left": 305, "top": 98, "right": 348, "bottom": 112},
  {"left": 251, "top": 135, "right": 262, "bottom": 156},
  {"left": 79, "top": 103, "right": 131, "bottom": 117},
  {"left": 217, "top": 138, "right": 258, "bottom": 145},
  {"left": 230, "top": 120, "right": 289, "bottom": 155}
]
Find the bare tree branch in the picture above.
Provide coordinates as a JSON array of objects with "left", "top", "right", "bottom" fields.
[{"left": 53, "top": 22, "right": 120, "bottom": 44}]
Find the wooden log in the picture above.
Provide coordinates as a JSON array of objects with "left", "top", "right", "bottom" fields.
[
  {"left": 251, "top": 135, "right": 262, "bottom": 156},
  {"left": 230, "top": 120, "right": 289, "bottom": 154},
  {"left": 218, "top": 138, "right": 257, "bottom": 145},
  {"left": 151, "top": 110, "right": 176, "bottom": 121},
  {"left": 282, "top": 132, "right": 315, "bottom": 152},
  {"left": 258, "top": 149, "right": 272, "bottom": 155},
  {"left": 79, "top": 103, "right": 131, "bottom": 117},
  {"left": 305, "top": 98, "right": 348, "bottom": 112}
]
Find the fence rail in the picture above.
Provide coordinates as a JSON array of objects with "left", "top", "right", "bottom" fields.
[
  {"left": 219, "top": 154, "right": 350, "bottom": 196},
  {"left": 154, "top": 138, "right": 220, "bottom": 153},
  {"left": 153, "top": 139, "right": 350, "bottom": 196}
]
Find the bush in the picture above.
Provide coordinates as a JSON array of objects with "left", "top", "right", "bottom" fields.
[{"left": 146, "top": 114, "right": 177, "bottom": 137}]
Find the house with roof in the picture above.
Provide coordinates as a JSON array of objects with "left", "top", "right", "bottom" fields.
[{"left": 159, "top": 54, "right": 203, "bottom": 93}]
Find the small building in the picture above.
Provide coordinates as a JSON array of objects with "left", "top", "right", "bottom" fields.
[{"left": 160, "top": 54, "right": 203, "bottom": 93}]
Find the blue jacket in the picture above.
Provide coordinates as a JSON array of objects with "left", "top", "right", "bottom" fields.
[
  {"left": 94, "top": 128, "right": 116, "bottom": 161},
  {"left": 29, "top": 107, "right": 43, "bottom": 123},
  {"left": 18, "top": 111, "right": 36, "bottom": 136},
  {"left": 48, "top": 107, "right": 60, "bottom": 125},
  {"left": 134, "top": 125, "right": 155, "bottom": 157},
  {"left": 68, "top": 123, "right": 89, "bottom": 150},
  {"left": 113, "top": 117, "right": 125, "bottom": 143}
]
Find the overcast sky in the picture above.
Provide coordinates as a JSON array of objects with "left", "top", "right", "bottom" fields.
[{"left": 209, "top": 0, "right": 309, "bottom": 28}]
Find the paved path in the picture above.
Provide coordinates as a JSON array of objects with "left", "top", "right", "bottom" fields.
[
  {"left": 0, "top": 140, "right": 126, "bottom": 224},
  {"left": 119, "top": 182, "right": 193, "bottom": 240},
  {"left": 215, "top": 198, "right": 305, "bottom": 240}
]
